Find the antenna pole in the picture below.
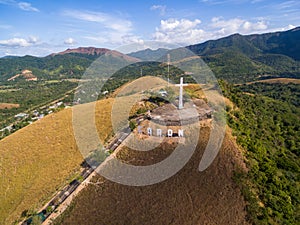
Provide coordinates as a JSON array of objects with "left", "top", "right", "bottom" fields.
[{"left": 167, "top": 54, "right": 170, "bottom": 87}]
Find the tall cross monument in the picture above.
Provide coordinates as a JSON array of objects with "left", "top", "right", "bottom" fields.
[{"left": 175, "top": 77, "right": 188, "bottom": 109}]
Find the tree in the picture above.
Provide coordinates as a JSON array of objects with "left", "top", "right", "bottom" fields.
[
  {"left": 129, "top": 120, "right": 137, "bottom": 131},
  {"left": 31, "top": 215, "right": 42, "bottom": 225}
]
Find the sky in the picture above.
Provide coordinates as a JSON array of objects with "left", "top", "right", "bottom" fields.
[{"left": 0, "top": 0, "right": 299, "bottom": 57}]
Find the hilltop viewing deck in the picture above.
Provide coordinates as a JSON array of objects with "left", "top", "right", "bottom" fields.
[{"left": 150, "top": 100, "right": 212, "bottom": 126}]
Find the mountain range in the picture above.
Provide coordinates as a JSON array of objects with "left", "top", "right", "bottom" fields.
[
  {"left": 0, "top": 26, "right": 299, "bottom": 83},
  {"left": 129, "top": 27, "right": 300, "bottom": 83}
]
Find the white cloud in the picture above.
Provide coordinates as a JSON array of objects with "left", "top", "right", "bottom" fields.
[
  {"left": 18, "top": 2, "right": 39, "bottom": 12},
  {"left": 152, "top": 17, "right": 272, "bottom": 45},
  {"left": 274, "top": 1, "right": 300, "bottom": 10},
  {"left": 153, "top": 18, "right": 208, "bottom": 45},
  {"left": 0, "top": 36, "right": 38, "bottom": 47},
  {"left": 63, "top": 10, "right": 144, "bottom": 46},
  {"left": 150, "top": 5, "right": 166, "bottom": 16},
  {"left": 161, "top": 18, "right": 202, "bottom": 32},
  {"left": 63, "top": 10, "right": 132, "bottom": 33},
  {"left": 121, "top": 35, "right": 144, "bottom": 45},
  {"left": 0, "top": 0, "right": 39, "bottom": 12},
  {"left": 0, "top": 38, "right": 30, "bottom": 47},
  {"left": 265, "top": 24, "right": 297, "bottom": 33},
  {"left": 85, "top": 32, "right": 144, "bottom": 47},
  {"left": 0, "top": 0, "right": 14, "bottom": 5},
  {"left": 28, "top": 36, "right": 38, "bottom": 43},
  {"left": 286, "top": 24, "right": 296, "bottom": 30},
  {"left": 64, "top": 37, "right": 76, "bottom": 45},
  {"left": 210, "top": 17, "right": 268, "bottom": 36},
  {"left": 0, "top": 42, "right": 62, "bottom": 57}
]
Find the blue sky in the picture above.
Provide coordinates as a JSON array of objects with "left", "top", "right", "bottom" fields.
[{"left": 0, "top": 0, "right": 299, "bottom": 57}]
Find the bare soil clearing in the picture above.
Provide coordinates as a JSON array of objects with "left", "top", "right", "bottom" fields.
[
  {"left": 240, "top": 78, "right": 300, "bottom": 85},
  {"left": 0, "top": 103, "right": 20, "bottom": 109}
]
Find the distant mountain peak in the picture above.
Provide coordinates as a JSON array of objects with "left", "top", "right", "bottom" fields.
[
  {"left": 51, "top": 47, "right": 111, "bottom": 56},
  {"left": 49, "top": 47, "right": 140, "bottom": 62},
  {"left": 127, "top": 48, "right": 169, "bottom": 61},
  {"left": 105, "top": 50, "right": 141, "bottom": 62}
]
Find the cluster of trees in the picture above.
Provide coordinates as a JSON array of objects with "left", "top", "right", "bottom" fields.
[
  {"left": 202, "top": 50, "right": 274, "bottom": 83},
  {"left": 200, "top": 50, "right": 300, "bottom": 83},
  {"left": 238, "top": 82, "right": 300, "bottom": 107},
  {"left": 221, "top": 81, "right": 299, "bottom": 224}
]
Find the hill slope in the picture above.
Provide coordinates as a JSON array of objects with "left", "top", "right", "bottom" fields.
[
  {"left": 50, "top": 47, "right": 111, "bottom": 57},
  {"left": 222, "top": 81, "right": 300, "bottom": 224},
  {"left": 127, "top": 48, "right": 169, "bottom": 61},
  {"left": 0, "top": 98, "right": 116, "bottom": 225},
  {"left": 187, "top": 27, "right": 300, "bottom": 83},
  {"left": 128, "top": 27, "right": 300, "bottom": 83},
  {"left": 55, "top": 126, "right": 249, "bottom": 225},
  {"left": 0, "top": 47, "right": 139, "bottom": 82}
]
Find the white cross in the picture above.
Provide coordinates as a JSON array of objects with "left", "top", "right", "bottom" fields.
[{"left": 175, "top": 77, "right": 188, "bottom": 109}]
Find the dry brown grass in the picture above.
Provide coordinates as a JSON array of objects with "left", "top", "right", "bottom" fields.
[
  {"left": 0, "top": 103, "right": 20, "bottom": 109},
  {"left": 1, "top": 77, "right": 170, "bottom": 224},
  {"left": 0, "top": 98, "right": 115, "bottom": 225},
  {"left": 184, "top": 84, "right": 205, "bottom": 99},
  {"left": 113, "top": 76, "right": 169, "bottom": 97},
  {"left": 58, "top": 126, "right": 249, "bottom": 225},
  {"left": 7, "top": 70, "right": 37, "bottom": 81},
  {"left": 244, "top": 78, "right": 300, "bottom": 85}
]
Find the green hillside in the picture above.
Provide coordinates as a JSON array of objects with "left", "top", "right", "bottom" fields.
[
  {"left": 0, "top": 54, "right": 95, "bottom": 82},
  {"left": 127, "top": 48, "right": 169, "bottom": 61},
  {"left": 128, "top": 29, "right": 300, "bottom": 83},
  {"left": 186, "top": 27, "right": 300, "bottom": 83},
  {"left": 222, "top": 81, "right": 300, "bottom": 224}
]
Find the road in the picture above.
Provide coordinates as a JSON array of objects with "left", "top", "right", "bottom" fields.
[{"left": 40, "top": 128, "right": 131, "bottom": 225}]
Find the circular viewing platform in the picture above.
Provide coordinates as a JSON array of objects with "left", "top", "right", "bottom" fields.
[{"left": 149, "top": 99, "right": 212, "bottom": 126}]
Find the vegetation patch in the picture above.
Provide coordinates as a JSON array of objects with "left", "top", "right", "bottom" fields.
[{"left": 222, "top": 81, "right": 300, "bottom": 224}]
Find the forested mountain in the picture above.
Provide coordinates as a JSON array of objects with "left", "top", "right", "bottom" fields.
[
  {"left": 245, "top": 27, "right": 300, "bottom": 60},
  {"left": 127, "top": 48, "right": 169, "bottom": 61},
  {"left": 188, "top": 27, "right": 300, "bottom": 59},
  {"left": 0, "top": 47, "right": 139, "bottom": 82},
  {"left": 127, "top": 27, "right": 300, "bottom": 83},
  {"left": 0, "top": 54, "right": 91, "bottom": 81},
  {"left": 187, "top": 27, "right": 300, "bottom": 83}
]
